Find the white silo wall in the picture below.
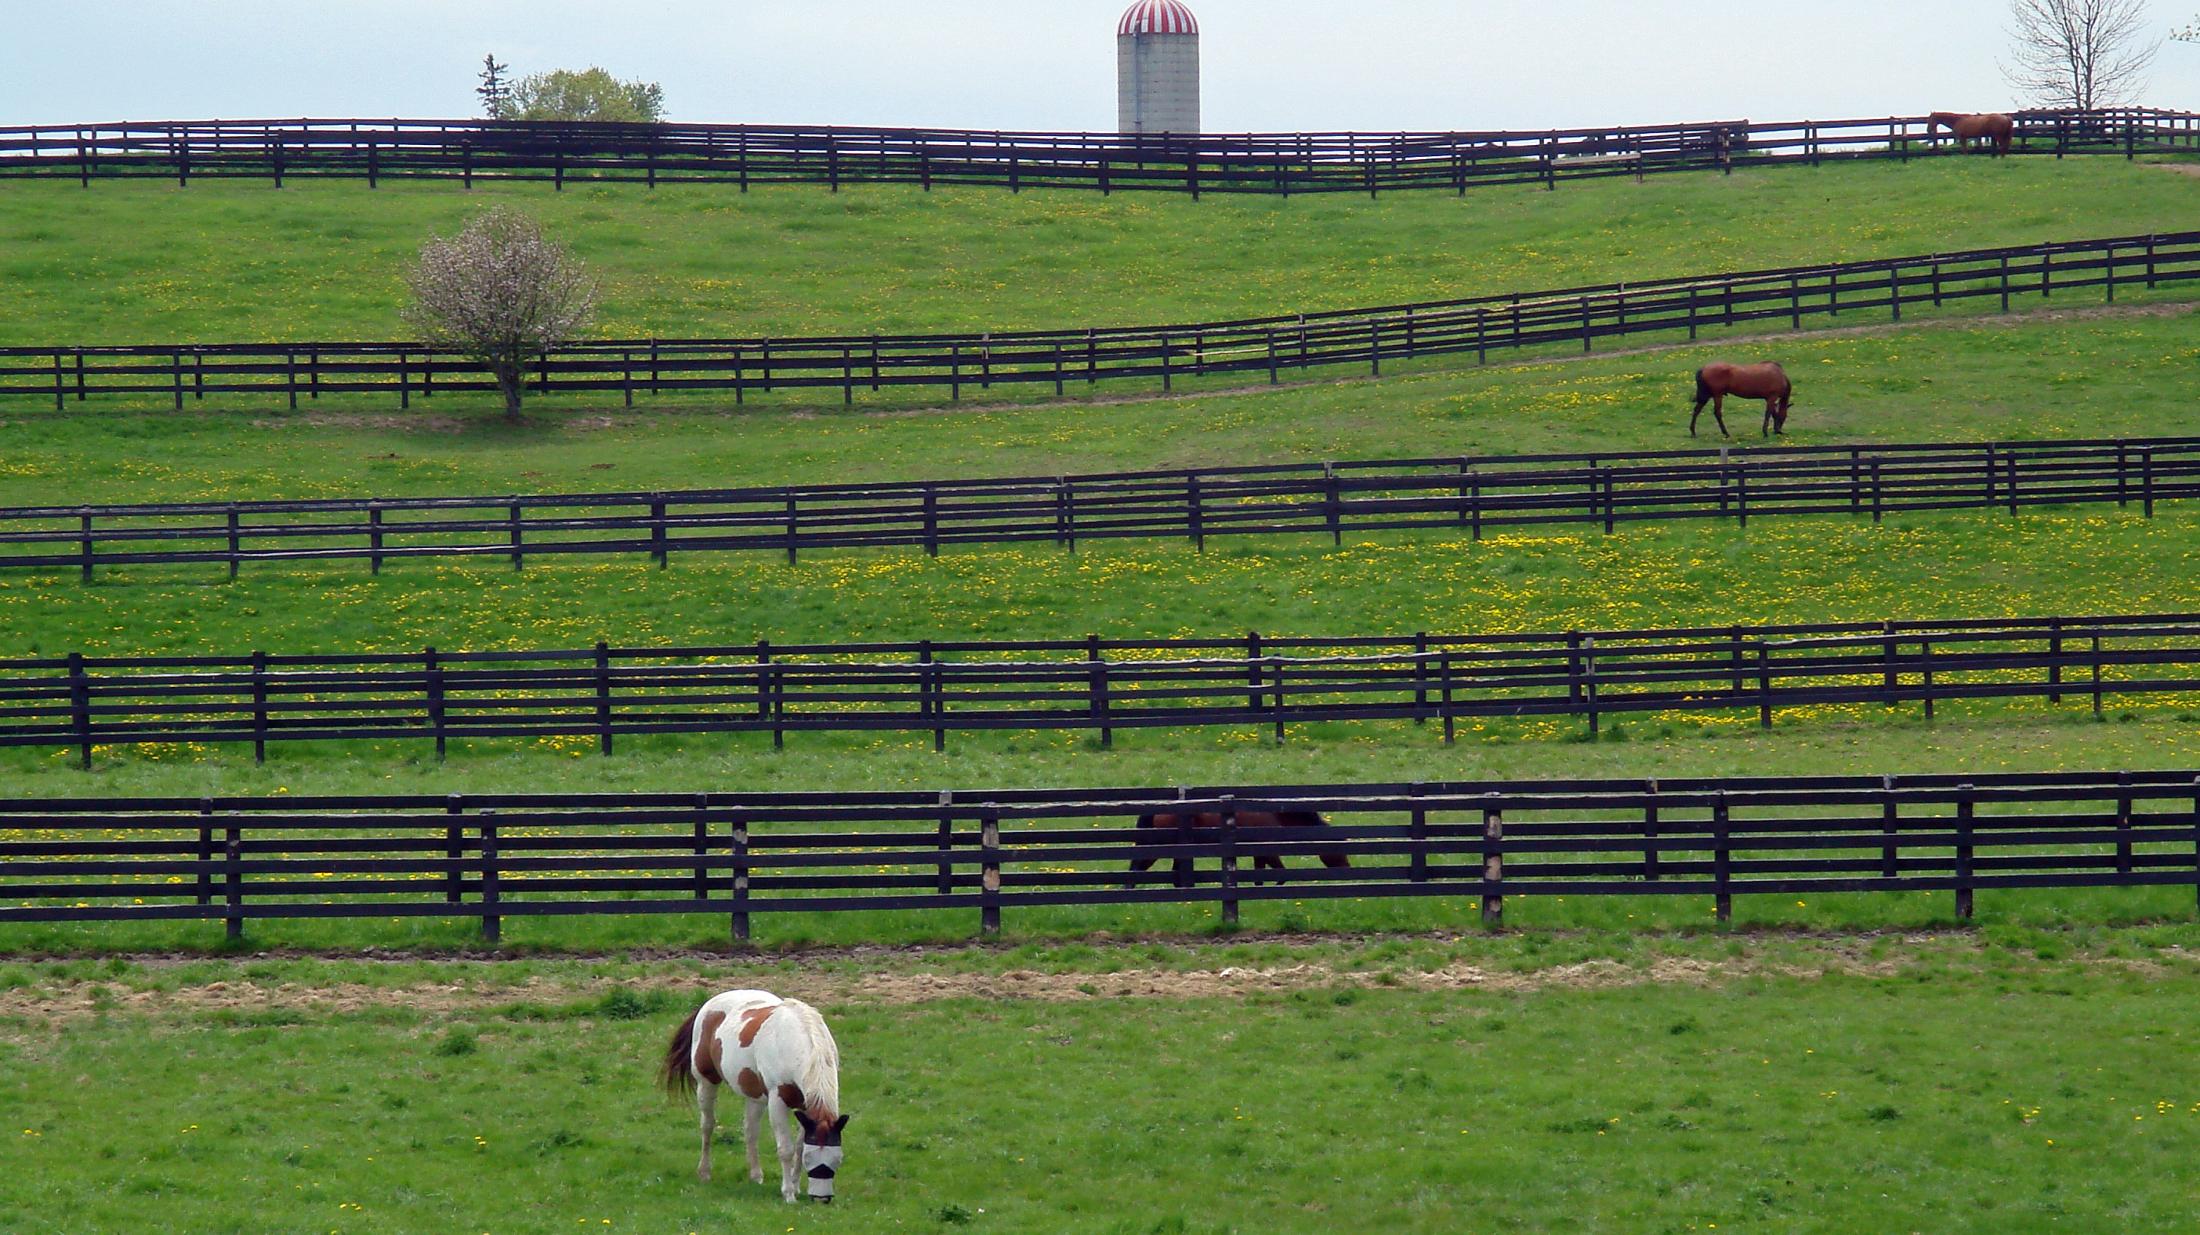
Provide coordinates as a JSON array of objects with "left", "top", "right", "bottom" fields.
[{"left": 1117, "top": 34, "right": 1201, "bottom": 134}]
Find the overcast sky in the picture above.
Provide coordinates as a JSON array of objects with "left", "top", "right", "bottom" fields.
[{"left": 2, "top": 1, "right": 2195, "bottom": 132}]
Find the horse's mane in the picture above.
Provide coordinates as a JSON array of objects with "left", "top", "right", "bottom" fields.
[{"left": 778, "top": 998, "right": 842, "bottom": 1120}]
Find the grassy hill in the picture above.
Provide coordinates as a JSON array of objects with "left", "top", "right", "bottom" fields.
[{"left": 1, "top": 156, "right": 2197, "bottom": 344}]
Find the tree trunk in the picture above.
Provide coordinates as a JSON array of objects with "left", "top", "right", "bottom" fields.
[{"left": 495, "top": 364, "right": 524, "bottom": 421}]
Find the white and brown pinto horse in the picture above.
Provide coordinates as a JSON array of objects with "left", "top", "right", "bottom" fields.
[
  {"left": 1692, "top": 362, "right": 1793, "bottom": 438},
  {"left": 1927, "top": 111, "right": 2014, "bottom": 155},
  {"left": 662, "top": 990, "right": 851, "bottom": 1204}
]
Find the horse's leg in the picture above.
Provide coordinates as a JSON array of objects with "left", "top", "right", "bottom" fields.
[
  {"left": 1125, "top": 852, "right": 1156, "bottom": 890},
  {"left": 768, "top": 1092, "right": 801, "bottom": 1203},
  {"left": 1255, "top": 853, "right": 1283, "bottom": 886},
  {"left": 1713, "top": 393, "right": 1731, "bottom": 439},
  {"left": 1763, "top": 399, "right": 1775, "bottom": 437},
  {"left": 696, "top": 1080, "right": 719, "bottom": 1184},
  {"left": 1690, "top": 396, "right": 1707, "bottom": 437},
  {"left": 744, "top": 1096, "right": 766, "bottom": 1184}
]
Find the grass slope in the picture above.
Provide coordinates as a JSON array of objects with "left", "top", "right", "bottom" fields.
[
  {"left": 1, "top": 157, "right": 2197, "bottom": 344},
  {"left": 3, "top": 310, "right": 2196, "bottom": 507},
  {"left": 5, "top": 955, "right": 2199, "bottom": 1233}
]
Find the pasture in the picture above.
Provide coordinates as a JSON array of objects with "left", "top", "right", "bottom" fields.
[
  {"left": 4, "top": 937, "right": 2200, "bottom": 1233},
  {"left": 7, "top": 120, "right": 2200, "bottom": 1233}
]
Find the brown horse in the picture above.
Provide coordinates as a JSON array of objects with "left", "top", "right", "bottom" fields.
[
  {"left": 1692, "top": 362, "right": 1792, "bottom": 438},
  {"left": 1128, "top": 809, "right": 1351, "bottom": 885},
  {"left": 1927, "top": 112, "right": 2014, "bottom": 156}
]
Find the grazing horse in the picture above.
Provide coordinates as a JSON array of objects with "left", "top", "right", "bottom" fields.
[
  {"left": 1927, "top": 112, "right": 2014, "bottom": 156},
  {"left": 1128, "top": 809, "right": 1352, "bottom": 885},
  {"left": 662, "top": 990, "right": 851, "bottom": 1205},
  {"left": 1692, "top": 362, "right": 1793, "bottom": 438}
]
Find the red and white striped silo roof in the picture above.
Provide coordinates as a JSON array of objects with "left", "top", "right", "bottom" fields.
[{"left": 1118, "top": 0, "right": 1199, "bottom": 37}]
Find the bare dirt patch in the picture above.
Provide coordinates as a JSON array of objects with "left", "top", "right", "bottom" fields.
[{"left": 0, "top": 946, "right": 1920, "bottom": 1027}]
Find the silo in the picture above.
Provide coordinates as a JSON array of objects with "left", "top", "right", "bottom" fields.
[{"left": 1117, "top": 0, "right": 1201, "bottom": 135}]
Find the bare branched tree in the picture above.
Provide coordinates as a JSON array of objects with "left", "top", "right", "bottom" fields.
[
  {"left": 404, "top": 208, "right": 596, "bottom": 420},
  {"left": 2004, "top": 0, "right": 2160, "bottom": 109}
]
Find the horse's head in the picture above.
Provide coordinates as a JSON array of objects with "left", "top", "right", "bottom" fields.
[{"left": 793, "top": 1111, "right": 851, "bottom": 1202}]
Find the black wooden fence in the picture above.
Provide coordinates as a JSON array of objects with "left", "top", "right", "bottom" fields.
[
  {"left": 1, "top": 109, "right": 2193, "bottom": 197},
  {"left": 9, "top": 613, "right": 2198, "bottom": 768},
  {"left": 6, "top": 231, "right": 2196, "bottom": 413},
  {"left": 6, "top": 771, "right": 2198, "bottom": 940},
  {"left": 3, "top": 435, "right": 2193, "bottom": 579}
]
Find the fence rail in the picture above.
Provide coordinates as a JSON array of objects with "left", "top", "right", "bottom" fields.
[
  {"left": 7, "top": 770, "right": 2198, "bottom": 940},
  {"left": 2, "top": 109, "right": 2194, "bottom": 197},
  {"left": 7, "top": 230, "right": 2198, "bottom": 413},
  {"left": 2, "top": 434, "right": 2194, "bottom": 579},
  {"left": 9, "top": 613, "right": 2199, "bottom": 767}
]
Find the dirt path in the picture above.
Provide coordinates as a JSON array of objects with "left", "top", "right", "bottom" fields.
[{"left": 0, "top": 934, "right": 2051, "bottom": 1026}]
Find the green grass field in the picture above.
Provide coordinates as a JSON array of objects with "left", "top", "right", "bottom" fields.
[
  {"left": 5, "top": 940, "right": 2199, "bottom": 1233},
  {"left": 3, "top": 157, "right": 2197, "bottom": 345}
]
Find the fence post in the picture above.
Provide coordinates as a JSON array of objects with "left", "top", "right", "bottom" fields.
[
  {"left": 1218, "top": 798, "right": 1239, "bottom": 927},
  {"left": 2191, "top": 778, "right": 2200, "bottom": 914},
  {"left": 935, "top": 792, "right": 955, "bottom": 896},
  {"left": 651, "top": 496, "right": 669, "bottom": 569},
  {"left": 923, "top": 485, "right": 939, "bottom": 558},
  {"left": 595, "top": 641, "right": 614, "bottom": 756},
  {"left": 68, "top": 651, "right": 92, "bottom": 769},
  {"left": 250, "top": 650, "right": 269, "bottom": 764},
  {"left": 1713, "top": 794, "right": 1732, "bottom": 924},
  {"left": 197, "top": 799, "right": 215, "bottom": 908},
  {"left": 1921, "top": 637, "right": 1935, "bottom": 721},
  {"left": 1440, "top": 649, "right": 1456, "bottom": 745},
  {"left": 479, "top": 810, "right": 500, "bottom": 943},
  {"left": 1871, "top": 460, "right": 1884, "bottom": 524},
  {"left": 1480, "top": 797, "right": 1504, "bottom": 927},
  {"left": 980, "top": 812, "right": 1002, "bottom": 936},
  {"left": 2117, "top": 772, "right": 2135, "bottom": 879},
  {"left": 1409, "top": 784, "right": 1429, "bottom": 883},
  {"left": 784, "top": 494, "right": 799, "bottom": 565},
  {"left": 1087, "top": 634, "right": 1111, "bottom": 749},
  {"left": 2092, "top": 632, "right": 2105, "bottom": 717},
  {"left": 224, "top": 823, "right": 244, "bottom": 942},
  {"left": 1953, "top": 786, "right": 1974, "bottom": 923},
  {"left": 1757, "top": 642, "right": 1773, "bottom": 729},
  {"left": 692, "top": 793, "right": 711, "bottom": 908},
  {"left": 1881, "top": 775, "right": 1899, "bottom": 880},
  {"left": 2047, "top": 619, "right": 2064, "bottom": 704},
  {"left": 2143, "top": 447, "right": 2156, "bottom": 518},
  {"left": 508, "top": 502, "right": 523, "bottom": 571},
  {"left": 1643, "top": 779, "right": 1660, "bottom": 882},
  {"left": 425, "top": 646, "right": 446, "bottom": 762},
  {"left": 1187, "top": 473, "right": 1205, "bottom": 552},
  {"left": 367, "top": 504, "right": 384, "bottom": 575},
  {"left": 1324, "top": 464, "right": 1343, "bottom": 545},
  {"left": 1413, "top": 631, "right": 1430, "bottom": 726},
  {"left": 732, "top": 814, "right": 751, "bottom": 944},
  {"left": 445, "top": 795, "right": 465, "bottom": 907},
  {"left": 78, "top": 510, "right": 94, "bottom": 583}
]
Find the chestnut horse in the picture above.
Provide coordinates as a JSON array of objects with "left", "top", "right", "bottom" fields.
[
  {"left": 1927, "top": 112, "right": 2014, "bottom": 156},
  {"left": 1692, "top": 362, "right": 1792, "bottom": 438},
  {"left": 1129, "top": 809, "right": 1351, "bottom": 885}
]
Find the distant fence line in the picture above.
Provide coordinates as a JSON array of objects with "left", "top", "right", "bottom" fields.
[
  {"left": 7, "top": 770, "right": 2198, "bottom": 940},
  {"left": 8, "top": 613, "right": 2197, "bottom": 768},
  {"left": 0, "top": 435, "right": 2193, "bottom": 579},
  {"left": 5, "top": 230, "right": 2197, "bottom": 414},
  {"left": 1, "top": 109, "right": 2195, "bottom": 197}
]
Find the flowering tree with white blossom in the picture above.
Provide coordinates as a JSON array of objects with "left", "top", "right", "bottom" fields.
[{"left": 404, "top": 208, "right": 597, "bottom": 420}]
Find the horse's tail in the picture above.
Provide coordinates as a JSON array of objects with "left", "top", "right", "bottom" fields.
[
  {"left": 1694, "top": 368, "right": 1713, "bottom": 404},
  {"left": 660, "top": 1007, "right": 700, "bottom": 1102}
]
